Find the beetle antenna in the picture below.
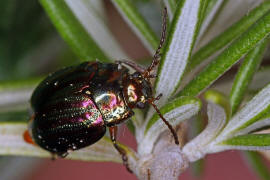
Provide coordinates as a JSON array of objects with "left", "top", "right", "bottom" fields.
[
  {"left": 148, "top": 94, "right": 179, "bottom": 145},
  {"left": 144, "top": 7, "right": 167, "bottom": 78}
]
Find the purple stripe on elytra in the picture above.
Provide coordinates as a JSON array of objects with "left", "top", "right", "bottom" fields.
[
  {"left": 42, "top": 96, "right": 96, "bottom": 114},
  {"left": 81, "top": 99, "right": 96, "bottom": 108},
  {"left": 38, "top": 94, "right": 104, "bottom": 127},
  {"left": 39, "top": 111, "right": 104, "bottom": 131}
]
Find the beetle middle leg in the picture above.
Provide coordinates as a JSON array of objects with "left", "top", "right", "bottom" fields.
[{"left": 109, "top": 126, "right": 133, "bottom": 173}]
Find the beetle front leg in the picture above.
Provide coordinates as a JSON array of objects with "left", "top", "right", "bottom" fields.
[
  {"left": 109, "top": 126, "right": 133, "bottom": 173},
  {"left": 116, "top": 60, "right": 146, "bottom": 74}
]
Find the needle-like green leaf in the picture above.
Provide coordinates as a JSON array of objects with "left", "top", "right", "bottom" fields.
[
  {"left": 230, "top": 37, "right": 270, "bottom": 115},
  {"left": 64, "top": 0, "right": 129, "bottom": 59},
  {"left": 179, "top": 11, "right": 270, "bottom": 97},
  {"left": 221, "top": 134, "right": 270, "bottom": 147},
  {"left": 0, "top": 78, "right": 42, "bottom": 111},
  {"left": 0, "top": 77, "right": 41, "bottom": 91},
  {"left": 213, "top": 83, "right": 270, "bottom": 144},
  {"left": 111, "top": 0, "right": 159, "bottom": 53},
  {"left": 197, "top": 0, "right": 224, "bottom": 40},
  {"left": 189, "top": 2, "right": 270, "bottom": 69},
  {"left": 40, "top": 0, "right": 108, "bottom": 61},
  {"left": 155, "top": 0, "right": 208, "bottom": 106},
  {"left": 0, "top": 111, "right": 29, "bottom": 123}
]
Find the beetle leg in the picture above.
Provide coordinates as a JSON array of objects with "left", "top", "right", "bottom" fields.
[
  {"left": 58, "top": 152, "right": 69, "bottom": 158},
  {"left": 116, "top": 60, "right": 146, "bottom": 73},
  {"left": 147, "top": 169, "right": 151, "bottom": 180},
  {"left": 51, "top": 153, "right": 57, "bottom": 160},
  {"left": 109, "top": 126, "right": 133, "bottom": 173},
  {"left": 51, "top": 152, "right": 69, "bottom": 160}
]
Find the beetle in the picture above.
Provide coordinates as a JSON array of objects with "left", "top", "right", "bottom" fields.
[{"left": 25, "top": 7, "right": 178, "bottom": 172}]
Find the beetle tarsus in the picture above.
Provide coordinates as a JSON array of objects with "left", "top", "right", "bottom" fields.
[{"left": 109, "top": 126, "right": 133, "bottom": 173}]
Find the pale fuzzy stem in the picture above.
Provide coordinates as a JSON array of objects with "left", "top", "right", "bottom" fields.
[
  {"left": 136, "top": 132, "right": 189, "bottom": 180},
  {"left": 149, "top": 146, "right": 188, "bottom": 180},
  {"left": 0, "top": 123, "right": 124, "bottom": 162},
  {"left": 138, "top": 103, "right": 200, "bottom": 155},
  {"left": 0, "top": 89, "right": 33, "bottom": 108},
  {"left": 182, "top": 103, "right": 227, "bottom": 161},
  {"left": 213, "top": 83, "right": 270, "bottom": 144}
]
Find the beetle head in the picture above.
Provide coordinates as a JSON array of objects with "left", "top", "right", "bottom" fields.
[{"left": 123, "top": 72, "right": 152, "bottom": 109}]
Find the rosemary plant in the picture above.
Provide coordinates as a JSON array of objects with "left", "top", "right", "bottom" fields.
[{"left": 1, "top": 0, "right": 270, "bottom": 179}]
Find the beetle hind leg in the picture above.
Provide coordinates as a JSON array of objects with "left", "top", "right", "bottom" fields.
[{"left": 109, "top": 126, "right": 133, "bottom": 173}]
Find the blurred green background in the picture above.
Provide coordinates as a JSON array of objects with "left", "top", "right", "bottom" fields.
[{"left": 0, "top": 0, "right": 78, "bottom": 81}]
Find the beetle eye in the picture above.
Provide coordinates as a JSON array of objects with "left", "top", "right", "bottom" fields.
[
  {"left": 136, "top": 102, "right": 145, "bottom": 109},
  {"left": 82, "top": 88, "right": 92, "bottom": 95},
  {"left": 132, "top": 72, "right": 142, "bottom": 79}
]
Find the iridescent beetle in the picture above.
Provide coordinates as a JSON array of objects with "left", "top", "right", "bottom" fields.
[{"left": 25, "top": 8, "right": 178, "bottom": 172}]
